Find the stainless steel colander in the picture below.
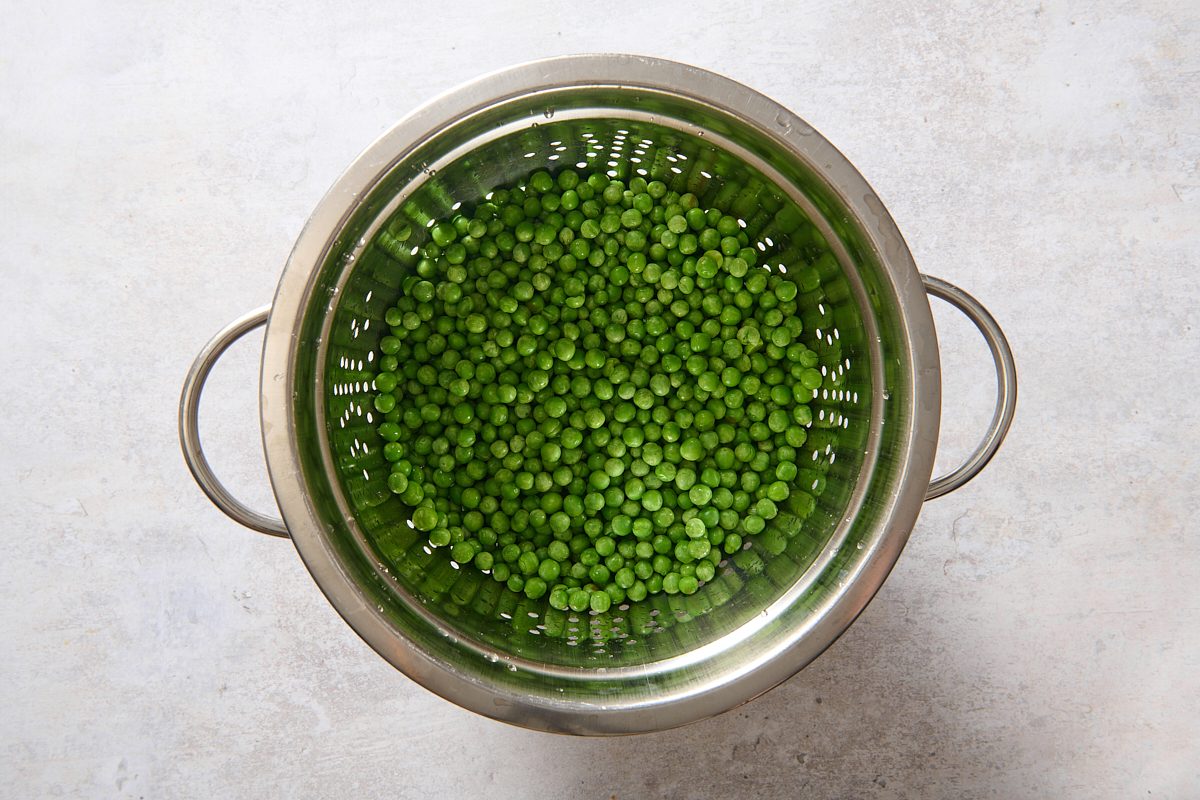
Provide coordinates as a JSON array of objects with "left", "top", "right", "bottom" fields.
[{"left": 179, "top": 55, "right": 1016, "bottom": 734}]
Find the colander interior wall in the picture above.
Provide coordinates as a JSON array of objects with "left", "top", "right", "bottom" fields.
[{"left": 283, "top": 81, "right": 917, "bottom": 710}]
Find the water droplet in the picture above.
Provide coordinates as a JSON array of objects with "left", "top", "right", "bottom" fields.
[{"left": 543, "top": 107, "right": 554, "bottom": 119}]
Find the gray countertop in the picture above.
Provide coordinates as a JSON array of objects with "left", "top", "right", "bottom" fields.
[{"left": 2, "top": 2, "right": 1196, "bottom": 797}]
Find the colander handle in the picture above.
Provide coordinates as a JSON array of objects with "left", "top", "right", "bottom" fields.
[
  {"left": 179, "top": 306, "right": 289, "bottom": 538},
  {"left": 922, "top": 276, "right": 1018, "bottom": 500}
]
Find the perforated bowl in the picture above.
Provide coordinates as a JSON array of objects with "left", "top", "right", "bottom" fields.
[{"left": 179, "top": 55, "right": 1016, "bottom": 734}]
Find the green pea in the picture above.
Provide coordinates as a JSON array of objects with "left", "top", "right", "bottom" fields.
[
  {"left": 549, "top": 586, "right": 569, "bottom": 610},
  {"left": 368, "top": 166, "right": 829, "bottom": 614},
  {"left": 452, "top": 540, "right": 477, "bottom": 564},
  {"left": 387, "top": 472, "right": 409, "bottom": 495},
  {"left": 680, "top": 439, "right": 704, "bottom": 461},
  {"left": 412, "top": 506, "right": 437, "bottom": 531},
  {"left": 568, "top": 588, "right": 591, "bottom": 612}
]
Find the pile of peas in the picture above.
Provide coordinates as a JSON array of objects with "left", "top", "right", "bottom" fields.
[{"left": 371, "top": 167, "right": 822, "bottom": 615}]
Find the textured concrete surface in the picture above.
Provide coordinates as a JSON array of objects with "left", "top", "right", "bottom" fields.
[{"left": 2, "top": 2, "right": 1197, "bottom": 797}]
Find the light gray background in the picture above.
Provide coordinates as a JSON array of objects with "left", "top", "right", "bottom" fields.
[{"left": 2, "top": 1, "right": 1197, "bottom": 797}]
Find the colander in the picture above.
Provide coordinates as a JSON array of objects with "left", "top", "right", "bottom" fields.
[{"left": 179, "top": 55, "right": 1016, "bottom": 735}]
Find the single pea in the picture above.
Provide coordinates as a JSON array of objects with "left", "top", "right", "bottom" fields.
[
  {"left": 689, "top": 484, "right": 713, "bottom": 505},
  {"left": 548, "top": 586, "right": 569, "bottom": 610},
  {"left": 387, "top": 472, "right": 409, "bottom": 495},
  {"left": 675, "top": 468, "right": 697, "bottom": 491},
  {"left": 452, "top": 540, "right": 477, "bottom": 564},
  {"left": 633, "top": 518, "right": 654, "bottom": 539},
  {"left": 568, "top": 588, "right": 591, "bottom": 612},
  {"left": 680, "top": 438, "right": 704, "bottom": 461},
  {"left": 615, "top": 567, "right": 636, "bottom": 589},
  {"left": 374, "top": 372, "right": 397, "bottom": 393},
  {"left": 538, "top": 558, "right": 561, "bottom": 582},
  {"left": 517, "top": 550, "right": 540, "bottom": 575},
  {"left": 412, "top": 506, "right": 437, "bottom": 531},
  {"left": 589, "top": 563, "right": 611, "bottom": 584}
]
